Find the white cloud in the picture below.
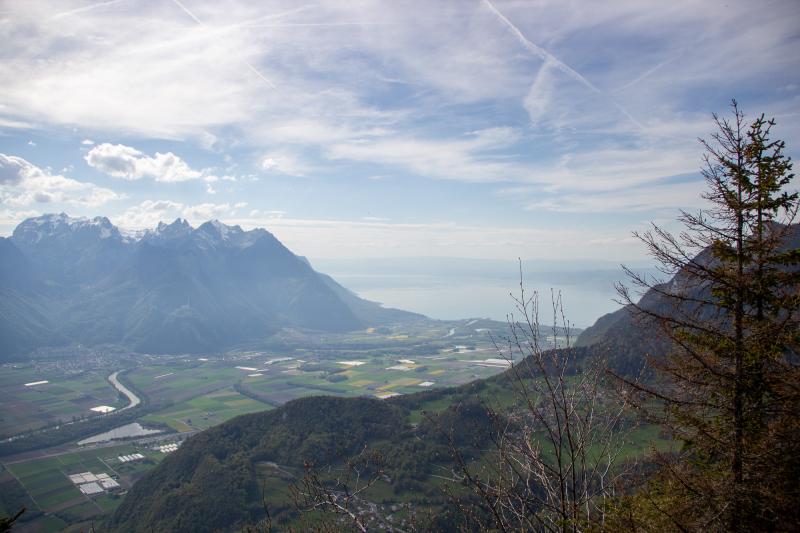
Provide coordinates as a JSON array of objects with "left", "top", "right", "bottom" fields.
[
  {"left": 203, "top": 174, "right": 237, "bottom": 183},
  {"left": 107, "top": 202, "right": 650, "bottom": 260},
  {"left": 523, "top": 180, "right": 707, "bottom": 213},
  {"left": 260, "top": 152, "right": 313, "bottom": 177},
  {"left": 81, "top": 139, "right": 95, "bottom": 145},
  {"left": 114, "top": 199, "right": 247, "bottom": 228},
  {"left": 223, "top": 214, "right": 649, "bottom": 261},
  {"left": 0, "top": 153, "right": 120, "bottom": 207},
  {"left": 0, "top": 1, "right": 273, "bottom": 139},
  {"left": 0, "top": 0, "right": 797, "bottom": 222},
  {"left": 182, "top": 202, "right": 237, "bottom": 221},
  {"left": 85, "top": 143, "right": 202, "bottom": 182},
  {"left": 326, "top": 128, "right": 524, "bottom": 183},
  {"left": 113, "top": 200, "right": 183, "bottom": 229},
  {"left": 249, "top": 209, "right": 286, "bottom": 219},
  {"left": 1, "top": 1, "right": 796, "bottom": 147},
  {"left": 0, "top": 208, "right": 41, "bottom": 235}
]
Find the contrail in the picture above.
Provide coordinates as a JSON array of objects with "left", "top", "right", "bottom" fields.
[
  {"left": 244, "top": 22, "right": 393, "bottom": 28},
  {"left": 613, "top": 54, "right": 681, "bottom": 93},
  {"left": 50, "top": 0, "right": 124, "bottom": 21},
  {"left": 246, "top": 5, "right": 315, "bottom": 25},
  {"left": 245, "top": 63, "right": 277, "bottom": 89},
  {"left": 171, "top": 0, "right": 202, "bottom": 25},
  {"left": 481, "top": 0, "right": 599, "bottom": 92},
  {"left": 481, "top": 0, "right": 643, "bottom": 130},
  {"left": 170, "top": 0, "right": 277, "bottom": 90}
]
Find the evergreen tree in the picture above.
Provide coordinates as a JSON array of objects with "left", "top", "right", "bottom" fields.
[{"left": 616, "top": 101, "right": 800, "bottom": 531}]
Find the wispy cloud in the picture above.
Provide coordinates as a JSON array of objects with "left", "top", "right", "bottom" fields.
[
  {"left": 221, "top": 214, "right": 649, "bottom": 261},
  {"left": 170, "top": 0, "right": 277, "bottom": 90},
  {"left": 49, "top": 0, "right": 124, "bottom": 22},
  {"left": 326, "top": 128, "right": 523, "bottom": 183},
  {"left": 260, "top": 152, "right": 314, "bottom": 177},
  {"left": 0, "top": 0, "right": 797, "bottom": 247},
  {"left": 481, "top": 0, "right": 643, "bottom": 130}
]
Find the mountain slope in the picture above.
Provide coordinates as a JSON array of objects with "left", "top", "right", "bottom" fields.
[
  {"left": 576, "top": 223, "right": 800, "bottom": 374},
  {"left": 0, "top": 237, "right": 64, "bottom": 356},
  {"left": 0, "top": 214, "right": 420, "bottom": 360},
  {"left": 316, "top": 270, "right": 425, "bottom": 324},
  {"left": 106, "top": 388, "right": 494, "bottom": 532}
]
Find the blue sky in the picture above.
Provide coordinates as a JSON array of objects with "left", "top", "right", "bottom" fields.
[{"left": 1, "top": 0, "right": 798, "bottom": 262}]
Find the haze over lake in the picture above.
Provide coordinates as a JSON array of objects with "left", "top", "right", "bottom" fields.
[{"left": 313, "top": 257, "right": 655, "bottom": 328}]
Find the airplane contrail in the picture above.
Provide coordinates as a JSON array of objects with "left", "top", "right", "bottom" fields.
[
  {"left": 481, "top": 0, "right": 643, "bottom": 130},
  {"left": 171, "top": 0, "right": 202, "bottom": 25},
  {"left": 244, "top": 22, "right": 393, "bottom": 28},
  {"left": 245, "top": 5, "right": 315, "bottom": 25},
  {"left": 613, "top": 54, "right": 681, "bottom": 93},
  {"left": 170, "top": 0, "right": 277, "bottom": 90},
  {"left": 481, "top": 0, "right": 599, "bottom": 93},
  {"left": 50, "top": 0, "right": 124, "bottom": 21}
]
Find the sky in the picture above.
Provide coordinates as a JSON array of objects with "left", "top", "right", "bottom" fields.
[{"left": 0, "top": 0, "right": 799, "bottom": 263}]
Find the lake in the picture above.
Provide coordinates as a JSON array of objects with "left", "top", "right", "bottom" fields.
[
  {"left": 77, "top": 422, "right": 162, "bottom": 446},
  {"left": 311, "top": 257, "right": 656, "bottom": 329}
]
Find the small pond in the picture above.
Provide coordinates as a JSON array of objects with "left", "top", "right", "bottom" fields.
[{"left": 77, "top": 422, "right": 162, "bottom": 445}]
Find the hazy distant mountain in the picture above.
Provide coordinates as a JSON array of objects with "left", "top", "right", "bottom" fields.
[
  {"left": 576, "top": 223, "right": 800, "bottom": 374},
  {"left": 0, "top": 214, "right": 421, "bottom": 360}
]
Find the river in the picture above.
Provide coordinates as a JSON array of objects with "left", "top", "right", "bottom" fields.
[{"left": 108, "top": 370, "right": 140, "bottom": 410}]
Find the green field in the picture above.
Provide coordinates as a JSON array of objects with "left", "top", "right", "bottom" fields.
[
  {"left": 143, "top": 387, "right": 272, "bottom": 431},
  {"left": 1, "top": 442, "right": 170, "bottom": 532},
  {"left": 237, "top": 346, "right": 513, "bottom": 405},
  {"left": 125, "top": 361, "right": 245, "bottom": 404},
  {"left": 0, "top": 319, "right": 535, "bottom": 530},
  {"left": 0, "top": 364, "right": 125, "bottom": 439}
]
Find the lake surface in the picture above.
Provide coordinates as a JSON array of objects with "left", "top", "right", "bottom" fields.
[
  {"left": 312, "top": 257, "right": 657, "bottom": 329},
  {"left": 341, "top": 275, "right": 619, "bottom": 328},
  {"left": 77, "top": 422, "right": 162, "bottom": 446}
]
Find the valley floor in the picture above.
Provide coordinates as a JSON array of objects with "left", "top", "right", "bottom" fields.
[{"left": 1, "top": 318, "right": 554, "bottom": 532}]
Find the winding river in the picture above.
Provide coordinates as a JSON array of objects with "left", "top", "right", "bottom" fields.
[
  {"left": 108, "top": 370, "right": 140, "bottom": 410},
  {"left": 74, "top": 370, "right": 152, "bottom": 445}
]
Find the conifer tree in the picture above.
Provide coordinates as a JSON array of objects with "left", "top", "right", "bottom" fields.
[{"left": 617, "top": 101, "right": 800, "bottom": 531}]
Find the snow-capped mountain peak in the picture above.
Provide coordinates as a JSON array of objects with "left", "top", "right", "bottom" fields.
[{"left": 12, "top": 213, "right": 120, "bottom": 245}]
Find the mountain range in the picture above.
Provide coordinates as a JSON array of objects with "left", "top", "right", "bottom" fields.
[{"left": 0, "top": 214, "right": 421, "bottom": 360}]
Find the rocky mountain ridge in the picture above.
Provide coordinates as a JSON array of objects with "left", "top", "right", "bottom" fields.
[{"left": 0, "top": 214, "right": 421, "bottom": 360}]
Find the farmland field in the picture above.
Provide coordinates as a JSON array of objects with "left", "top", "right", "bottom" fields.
[
  {"left": 143, "top": 387, "right": 271, "bottom": 431},
  {"left": 124, "top": 362, "right": 245, "bottom": 405},
  {"left": 1, "top": 442, "right": 171, "bottom": 532},
  {"left": 0, "top": 364, "right": 126, "bottom": 440},
  {"left": 0, "top": 318, "right": 559, "bottom": 531}
]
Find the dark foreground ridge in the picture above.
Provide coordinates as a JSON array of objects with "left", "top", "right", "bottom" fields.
[{"left": 106, "top": 391, "right": 496, "bottom": 532}]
